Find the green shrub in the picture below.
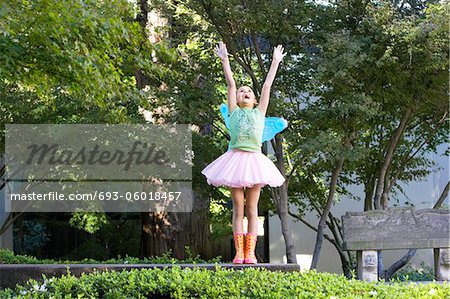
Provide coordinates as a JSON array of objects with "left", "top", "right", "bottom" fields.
[
  {"left": 13, "top": 219, "right": 50, "bottom": 255},
  {"left": 60, "top": 239, "right": 109, "bottom": 261},
  {"left": 0, "top": 247, "right": 221, "bottom": 265},
  {"left": 0, "top": 266, "right": 448, "bottom": 299},
  {"left": 390, "top": 262, "right": 435, "bottom": 282}
]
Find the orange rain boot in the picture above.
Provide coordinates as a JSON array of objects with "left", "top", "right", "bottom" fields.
[
  {"left": 244, "top": 232, "right": 258, "bottom": 264},
  {"left": 232, "top": 233, "right": 245, "bottom": 264}
]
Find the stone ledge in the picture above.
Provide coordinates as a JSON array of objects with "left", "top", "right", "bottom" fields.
[
  {"left": 342, "top": 240, "right": 450, "bottom": 251},
  {"left": 0, "top": 263, "right": 301, "bottom": 290},
  {"left": 386, "top": 281, "right": 449, "bottom": 285}
]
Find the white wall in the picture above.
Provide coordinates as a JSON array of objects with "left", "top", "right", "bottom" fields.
[{"left": 269, "top": 143, "right": 449, "bottom": 273}]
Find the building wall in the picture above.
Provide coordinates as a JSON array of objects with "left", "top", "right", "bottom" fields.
[
  {"left": 269, "top": 143, "right": 449, "bottom": 273},
  {"left": 0, "top": 182, "right": 13, "bottom": 250}
]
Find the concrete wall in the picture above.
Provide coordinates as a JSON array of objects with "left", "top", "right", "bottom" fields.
[
  {"left": 269, "top": 143, "right": 449, "bottom": 273},
  {"left": 0, "top": 181, "right": 13, "bottom": 250}
]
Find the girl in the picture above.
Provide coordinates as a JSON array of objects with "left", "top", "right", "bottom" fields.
[{"left": 201, "top": 42, "right": 286, "bottom": 264}]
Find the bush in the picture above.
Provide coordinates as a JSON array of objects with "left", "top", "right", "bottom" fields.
[
  {"left": 59, "top": 239, "right": 109, "bottom": 261},
  {"left": 390, "top": 262, "right": 435, "bottom": 282},
  {"left": 0, "top": 266, "right": 448, "bottom": 299},
  {"left": 0, "top": 248, "right": 222, "bottom": 265},
  {"left": 13, "top": 219, "right": 50, "bottom": 255}
]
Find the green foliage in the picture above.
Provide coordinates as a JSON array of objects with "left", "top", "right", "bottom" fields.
[
  {"left": 2, "top": 0, "right": 448, "bottom": 280},
  {"left": 0, "top": 248, "right": 221, "bottom": 265},
  {"left": 0, "top": 266, "right": 449, "bottom": 298},
  {"left": 68, "top": 212, "right": 108, "bottom": 234},
  {"left": 0, "top": 0, "right": 175, "bottom": 150},
  {"left": 0, "top": 248, "right": 45, "bottom": 264},
  {"left": 391, "top": 262, "right": 436, "bottom": 282},
  {"left": 61, "top": 239, "right": 109, "bottom": 261},
  {"left": 12, "top": 219, "right": 50, "bottom": 254},
  {"left": 209, "top": 196, "right": 233, "bottom": 239},
  {"left": 0, "top": 0, "right": 179, "bottom": 238},
  {"left": 282, "top": 1, "right": 449, "bottom": 208}
]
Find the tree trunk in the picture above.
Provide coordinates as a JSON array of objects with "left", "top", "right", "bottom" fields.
[
  {"left": 328, "top": 212, "right": 355, "bottom": 277},
  {"left": 373, "top": 108, "right": 412, "bottom": 278},
  {"left": 310, "top": 157, "right": 344, "bottom": 269},
  {"left": 135, "top": 1, "right": 214, "bottom": 260},
  {"left": 364, "top": 177, "right": 375, "bottom": 211},
  {"left": 140, "top": 188, "right": 213, "bottom": 259},
  {"left": 271, "top": 133, "right": 297, "bottom": 263},
  {"left": 373, "top": 108, "right": 412, "bottom": 209},
  {"left": 289, "top": 210, "right": 355, "bottom": 277},
  {"left": 16, "top": 213, "right": 24, "bottom": 254}
]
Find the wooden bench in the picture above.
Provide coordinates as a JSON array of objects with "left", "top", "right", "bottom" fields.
[{"left": 342, "top": 207, "right": 450, "bottom": 282}]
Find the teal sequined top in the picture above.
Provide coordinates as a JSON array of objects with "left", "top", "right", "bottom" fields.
[{"left": 228, "top": 106, "right": 264, "bottom": 152}]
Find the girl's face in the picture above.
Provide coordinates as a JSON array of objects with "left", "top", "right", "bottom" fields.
[{"left": 236, "top": 86, "right": 257, "bottom": 108}]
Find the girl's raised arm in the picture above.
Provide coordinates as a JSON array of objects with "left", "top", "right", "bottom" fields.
[
  {"left": 258, "top": 45, "right": 286, "bottom": 116},
  {"left": 215, "top": 42, "right": 237, "bottom": 112}
]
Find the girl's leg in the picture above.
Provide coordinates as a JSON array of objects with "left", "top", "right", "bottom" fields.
[
  {"left": 231, "top": 187, "right": 245, "bottom": 233},
  {"left": 231, "top": 187, "right": 245, "bottom": 263},
  {"left": 244, "top": 184, "right": 261, "bottom": 263},
  {"left": 245, "top": 185, "right": 261, "bottom": 234}
]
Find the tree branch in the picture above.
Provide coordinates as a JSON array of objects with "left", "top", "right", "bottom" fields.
[
  {"left": 288, "top": 211, "right": 337, "bottom": 246},
  {"left": 251, "top": 31, "right": 266, "bottom": 78},
  {"left": 374, "top": 107, "right": 412, "bottom": 209},
  {"left": 387, "top": 111, "right": 448, "bottom": 192},
  {"left": 433, "top": 181, "right": 449, "bottom": 209}
]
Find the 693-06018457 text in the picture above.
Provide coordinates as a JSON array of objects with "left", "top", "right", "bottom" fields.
[{"left": 8, "top": 191, "right": 182, "bottom": 201}]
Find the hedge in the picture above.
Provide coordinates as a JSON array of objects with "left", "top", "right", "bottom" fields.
[
  {"left": 0, "top": 248, "right": 221, "bottom": 265},
  {"left": 0, "top": 266, "right": 448, "bottom": 299}
]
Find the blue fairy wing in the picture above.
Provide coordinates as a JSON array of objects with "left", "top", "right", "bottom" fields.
[
  {"left": 262, "top": 117, "right": 288, "bottom": 142},
  {"left": 219, "top": 103, "right": 231, "bottom": 130},
  {"left": 220, "top": 103, "right": 232, "bottom": 151}
]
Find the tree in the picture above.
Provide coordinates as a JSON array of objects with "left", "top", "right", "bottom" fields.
[
  {"left": 135, "top": 0, "right": 220, "bottom": 259},
  {"left": 0, "top": 0, "right": 173, "bottom": 251},
  {"left": 285, "top": 0, "right": 448, "bottom": 276}
]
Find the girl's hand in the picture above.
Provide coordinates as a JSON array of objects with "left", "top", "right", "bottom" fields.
[
  {"left": 215, "top": 42, "right": 229, "bottom": 60},
  {"left": 273, "top": 45, "right": 286, "bottom": 63}
]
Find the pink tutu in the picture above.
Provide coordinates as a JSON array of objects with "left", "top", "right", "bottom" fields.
[{"left": 201, "top": 149, "right": 285, "bottom": 188}]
